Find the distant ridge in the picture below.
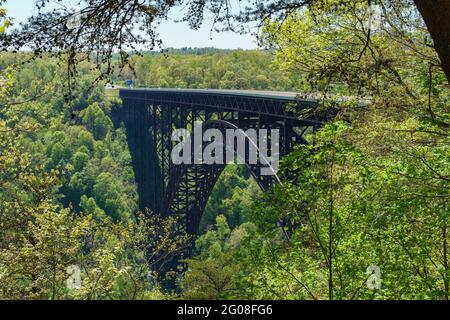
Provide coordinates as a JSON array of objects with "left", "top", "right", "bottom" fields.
[{"left": 142, "top": 47, "right": 253, "bottom": 56}]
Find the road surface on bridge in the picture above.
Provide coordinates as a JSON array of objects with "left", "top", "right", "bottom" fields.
[
  {"left": 113, "top": 87, "right": 367, "bottom": 105},
  {"left": 117, "top": 88, "right": 306, "bottom": 101}
]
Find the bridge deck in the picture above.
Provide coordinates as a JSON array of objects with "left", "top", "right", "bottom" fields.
[{"left": 120, "top": 88, "right": 311, "bottom": 102}]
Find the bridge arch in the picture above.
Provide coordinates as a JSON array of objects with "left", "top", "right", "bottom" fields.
[{"left": 161, "top": 118, "right": 284, "bottom": 235}]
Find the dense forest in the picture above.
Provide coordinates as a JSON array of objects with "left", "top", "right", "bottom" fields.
[
  {"left": 0, "top": 47, "right": 283, "bottom": 299},
  {"left": 0, "top": 1, "right": 449, "bottom": 300},
  {"left": 115, "top": 49, "right": 302, "bottom": 91}
]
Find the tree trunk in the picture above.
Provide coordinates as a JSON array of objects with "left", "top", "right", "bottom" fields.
[{"left": 414, "top": 0, "right": 450, "bottom": 83}]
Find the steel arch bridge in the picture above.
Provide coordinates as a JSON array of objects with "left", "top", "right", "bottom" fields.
[{"left": 113, "top": 88, "right": 327, "bottom": 237}]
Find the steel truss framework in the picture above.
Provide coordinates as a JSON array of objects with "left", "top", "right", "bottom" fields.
[{"left": 113, "top": 89, "right": 325, "bottom": 237}]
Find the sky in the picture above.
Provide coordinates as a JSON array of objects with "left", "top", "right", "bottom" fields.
[{"left": 3, "top": 0, "right": 257, "bottom": 50}]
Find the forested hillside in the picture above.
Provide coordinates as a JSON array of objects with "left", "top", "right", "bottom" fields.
[
  {"left": 114, "top": 50, "right": 302, "bottom": 91},
  {"left": 0, "top": 48, "right": 284, "bottom": 299}
]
